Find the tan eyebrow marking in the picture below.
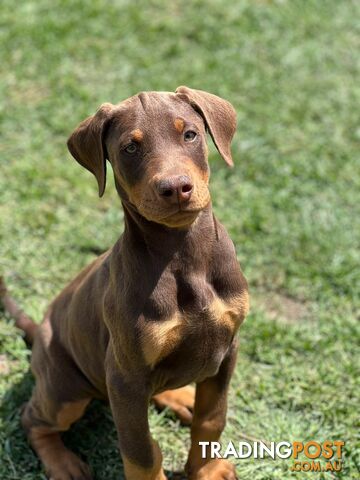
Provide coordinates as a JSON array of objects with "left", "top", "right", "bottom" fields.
[
  {"left": 174, "top": 118, "right": 185, "bottom": 133},
  {"left": 131, "top": 129, "right": 143, "bottom": 141}
]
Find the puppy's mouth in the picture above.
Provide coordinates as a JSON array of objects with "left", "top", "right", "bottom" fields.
[
  {"left": 158, "top": 208, "right": 204, "bottom": 228},
  {"left": 162, "top": 205, "right": 204, "bottom": 217},
  {"left": 129, "top": 181, "right": 211, "bottom": 228},
  {"left": 157, "top": 195, "right": 212, "bottom": 225},
  {"left": 136, "top": 200, "right": 210, "bottom": 228},
  {"left": 164, "top": 205, "right": 202, "bottom": 216}
]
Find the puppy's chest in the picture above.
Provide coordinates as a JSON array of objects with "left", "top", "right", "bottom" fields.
[{"left": 139, "top": 279, "right": 248, "bottom": 372}]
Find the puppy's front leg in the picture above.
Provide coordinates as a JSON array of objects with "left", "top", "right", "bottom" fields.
[
  {"left": 185, "top": 342, "right": 238, "bottom": 480},
  {"left": 106, "top": 360, "right": 166, "bottom": 480}
]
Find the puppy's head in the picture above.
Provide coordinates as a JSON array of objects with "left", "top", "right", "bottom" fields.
[{"left": 68, "top": 86, "right": 236, "bottom": 228}]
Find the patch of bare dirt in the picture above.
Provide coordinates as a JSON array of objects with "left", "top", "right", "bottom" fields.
[
  {"left": 0, "top": 354, "right": 11, "bottom": 375},
  {"left": 251, "top": 291, "right": 310, "bottom": 324}
]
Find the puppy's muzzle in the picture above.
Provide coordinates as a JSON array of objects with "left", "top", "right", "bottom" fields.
[{"left": 155, "top": 175, "right": 193, "bottom": 205}]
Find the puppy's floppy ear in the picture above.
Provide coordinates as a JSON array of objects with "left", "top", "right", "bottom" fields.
[
  {"left": 175, "top": 86, "right": 237, "bottom": 167},
  {"left": 67, "top": 103, "right": 114, "bottom": 197}
]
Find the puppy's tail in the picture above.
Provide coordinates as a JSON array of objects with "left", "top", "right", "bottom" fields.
[{"left": 0, "top": 277, "right": 37, "bottom": 346}]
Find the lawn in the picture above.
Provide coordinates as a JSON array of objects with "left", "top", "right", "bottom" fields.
[{"left": 0, "top": 0, "right": 359, "bottom": 478}]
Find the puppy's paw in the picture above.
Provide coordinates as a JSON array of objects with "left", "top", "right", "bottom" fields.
[
  {"left": 47, "top": 451, "right": 93, "bottom": 480},
  {"left": 186, "top": 459, "right": 237, "bottom": 480},
  {"left": 152, "top": 385, "right": 195, "bottom": 425}
]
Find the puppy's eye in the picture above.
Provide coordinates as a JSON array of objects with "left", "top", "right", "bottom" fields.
[
  {"left": 184, "top": 130, "right": 197, "bottom": 142},
  {"left": 124, "top": 142, "right": 138, "bottom": 154}
]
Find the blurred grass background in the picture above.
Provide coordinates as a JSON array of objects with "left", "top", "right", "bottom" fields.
[{"left": 0, "top": 0, "right": 359, "bottom": 478}]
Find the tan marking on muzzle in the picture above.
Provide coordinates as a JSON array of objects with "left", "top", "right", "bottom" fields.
[
  {"left": 128, "top": 156, "right": 210, "bottom": 226},
  {"left": 183, "top": 156, "right": 210, "bottom": 184}
]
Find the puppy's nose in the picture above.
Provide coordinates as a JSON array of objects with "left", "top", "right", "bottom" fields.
[{"left": 156, "top": 175, "right": 193, "bottom": 204}]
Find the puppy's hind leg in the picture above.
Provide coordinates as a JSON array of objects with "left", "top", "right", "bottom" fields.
[
  {"left": 22, "top": 392, "right": 92, "bottom": 480},
  {"left": 152, "top": 385, "right": 195, "bottom": 425}
]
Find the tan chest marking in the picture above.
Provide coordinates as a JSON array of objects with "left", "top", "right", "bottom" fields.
[
  {"left": 141, "top": 291, "right": 249, "bottom": 369},
  {"left": 141, "top": 312, "right": 183, "bottom": 368},
  {"left": 208, "top": 290, "right": 250, "bottom": 332}
]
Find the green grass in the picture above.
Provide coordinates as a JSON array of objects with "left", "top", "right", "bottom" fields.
[{"left": 0, "top": 0, "right": 359, "bottom": 478}]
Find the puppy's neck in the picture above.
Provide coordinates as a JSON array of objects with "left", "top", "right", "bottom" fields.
[{"left": 121, "top": 199, "right": 215, "bottom": 259}]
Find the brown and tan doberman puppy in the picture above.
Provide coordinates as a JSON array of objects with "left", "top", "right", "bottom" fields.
[{"left": 0, "top": 86, "right": 249, "bottom": 480}]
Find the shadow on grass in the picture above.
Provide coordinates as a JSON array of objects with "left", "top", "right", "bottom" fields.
[{"left": 1, "top": 369, "right": 186, "bottom": 479}]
